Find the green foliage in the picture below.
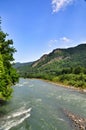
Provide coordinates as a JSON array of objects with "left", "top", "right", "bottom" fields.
[
  {"left": 0, "top": 26, "right": 19, "bottom": 101},
  {"left": 53, "top": 73, "right": 86, "bottom": 88},
  {"left": 73, "top": 66, "right": 83, "bottom": 74}
]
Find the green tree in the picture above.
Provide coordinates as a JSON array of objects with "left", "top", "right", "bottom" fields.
[
  {"left": 0, "top": 19, "right": 19, "bottom": 101},
  {"left": 73, "top": 66, "right": 82, "bottom": 74}
]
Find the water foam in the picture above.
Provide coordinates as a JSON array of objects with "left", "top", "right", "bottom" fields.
[
  {"left": 57, "top": 118, "right": 65, "bottom": 122},
  {"left": 14, "top": 83, "right": 23, "bottom": 87},
  {"left": 4, "top": 114, "right": 30, "bottom": 130},
  {"left": 7, "top": 108, "right": 31, "bottom": 119},
  {"left": 0, "top": 107, "right": 32, "bottom": 130}
]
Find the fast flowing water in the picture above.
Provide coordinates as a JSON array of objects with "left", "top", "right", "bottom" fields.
[{"left": 0, "top": 78, "right": 86, "bottom": 130}]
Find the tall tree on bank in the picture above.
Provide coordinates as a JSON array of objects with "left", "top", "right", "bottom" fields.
[{"left": 0, "top": 18, "right": 19, "bottom": 101}]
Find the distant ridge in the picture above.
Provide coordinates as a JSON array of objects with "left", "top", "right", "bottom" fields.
[
  {"left": 13, "top": 62, "right": 33, "bottom": 68},
  {"left": 31, "top": 43, "right": 86, "bottom": 68}
]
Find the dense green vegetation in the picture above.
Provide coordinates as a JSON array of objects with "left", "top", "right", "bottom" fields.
[
  {"left": 0, "top": 21, "right": 19, "bottom": 101},
  {"left": 15, "top": 44, "right": 86, "bottom": 89}
]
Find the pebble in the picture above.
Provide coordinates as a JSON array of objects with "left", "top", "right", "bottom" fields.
[{"left": 63, "top": 109, "right": 86, "bottom": 130}]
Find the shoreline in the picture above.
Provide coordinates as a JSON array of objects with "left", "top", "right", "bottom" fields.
[
  {"left": 27, "top": 77, "right": 86, "bottom": 94},
  {"left": 35, "top": 78, "right": 86, "bottom": 94}
]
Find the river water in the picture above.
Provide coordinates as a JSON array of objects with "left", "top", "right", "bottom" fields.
[{"left": 0, "top": 78, "right": 86, "bottom": 130}]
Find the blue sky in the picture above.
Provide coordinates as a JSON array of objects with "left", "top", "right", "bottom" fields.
[{"left": 0, "top": 0, "right": 86, "bottom": 62}]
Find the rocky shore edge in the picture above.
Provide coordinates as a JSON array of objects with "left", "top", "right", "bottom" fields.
[
  {"left": 45, "top": 79, "right": 86, "bottom": 94},
  {"left": 63, "top": 109, "right": 86, "bottom": 130}
]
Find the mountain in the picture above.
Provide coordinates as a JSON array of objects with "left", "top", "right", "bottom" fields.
[
  {"left": 13, "top": 62, "right": 33, "bottom": 77},
  {"left": 32, "top": 43, "right": 86, "bottom": 68},
  {"left": 13, "top": 62, "right": 33, "bottom": 68},
  {"left": 15, "top": 44, "right": 86, "bottom": 88},
  {"left": 15, "top": 43, "right": 86, "bottom": 73}
]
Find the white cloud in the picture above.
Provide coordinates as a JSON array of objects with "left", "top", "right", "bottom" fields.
[
  {"left": 60, "top": 37, "right": 71, "bottom": 42},
  {"left": 47, "top": 37, "right": 73, "bottom": 50},
  {"left": 48, "top": 37, "right": 71, "bottom": 48},
  {"left": 52, "top": 0, "right": 74, "bottom": 13}
]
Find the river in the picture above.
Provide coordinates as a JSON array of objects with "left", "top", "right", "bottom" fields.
[{"left": 0, "top": 78, "right": 86, "bottom": 130}]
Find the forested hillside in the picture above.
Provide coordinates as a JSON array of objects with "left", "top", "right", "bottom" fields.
[{"left": 15, "top": 44, "right": 86, "bottom": 89}]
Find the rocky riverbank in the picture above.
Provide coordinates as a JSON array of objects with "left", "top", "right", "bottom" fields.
[
  {"left": 45, "top": 79, "right": 86, "bottom": 94},
  {"left": 63, "top": 109, "right": 86, "bottom": 130}
]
